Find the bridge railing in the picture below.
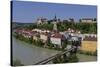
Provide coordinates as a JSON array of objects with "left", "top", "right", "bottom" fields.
[{"left": 34, "top": 46, "right": 77, "bottom": 65}]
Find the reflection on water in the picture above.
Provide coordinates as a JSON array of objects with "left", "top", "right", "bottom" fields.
[{"left": 12, "top": 37, "right": 60, "bottom": 65}]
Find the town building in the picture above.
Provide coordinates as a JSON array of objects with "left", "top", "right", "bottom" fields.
[
  {"left": 32, "top": 29, "right": 41, "bottom": 32},
  {"left": 80, "top": 36, "right": 97, "bottom": 53},
  {"left": 32, "top": 32, "right": 40, "bottom": 41},
  {"left": 52, "top": 15, "right": 58, "bottom": 31},
  {"left": 50, "top": 33, "right": 65, "bottom": 48},
  {"left": 37, "top": 17, "right": 48, "bottom": 24},
  {"left": 40, "top": 32, "right": 49, "bottom": 43},
  {"left": 68, "top": 18, "right": 74, "bottom": 22},
  {"left": 80, "top": 18, "right": 95, "bottom": 23},
  {"left": 21, "top": 30, "right": 33, "bottom": 38}
]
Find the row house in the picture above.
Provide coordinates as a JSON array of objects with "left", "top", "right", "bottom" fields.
[
  {"left": 83, "top": 34, "right": 97, "bottom": 38},
  {"left": 22, "top": 30, "right": 33, "bottom": 38},
  {"left": 14, "top": 29, "right": 34, "bottom": 39},
  {"left": 14, "top": 29, "right": 23, "bottom": 34},
  {"left": 32, "top": 29, "right": 50, "bottom": 33},
  {"left": 22, "top": 30, "right": 40, "bottom": 40},
  {"left": 22, "top": 33, "right": 32, "bottom": 38}
]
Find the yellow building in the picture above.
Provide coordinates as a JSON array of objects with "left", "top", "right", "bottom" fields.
[{"left": 80, "top": 37, "right": 97, "bottom": 53}]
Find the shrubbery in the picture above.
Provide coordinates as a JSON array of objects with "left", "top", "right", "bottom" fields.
[
  {"left": 37, "top": 22, "right": 97, "bottom": 34},
  {"left": 52, "top": 53, "right": 79, "bottom": 63},
  {"left": 78, "top": 50, "right": 97, "bottom": 56}
]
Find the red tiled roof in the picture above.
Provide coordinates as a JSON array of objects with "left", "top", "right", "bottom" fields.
[
  {"left": 51, "top": 33, "right": 63, "bottom": 38},
  {"left": 41, "top": 32, "right": 49, "bottom": 36},
  {"left": 84, "top": 36, "right": 97, "bottom": 41}
]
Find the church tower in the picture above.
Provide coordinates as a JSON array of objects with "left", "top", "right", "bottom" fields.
[{"left": 53, "top": 14, "right": 57, "bottom": 31}]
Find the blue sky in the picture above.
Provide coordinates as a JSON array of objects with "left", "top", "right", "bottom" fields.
[{"left": 12, "top": 1, "right": 97, "bottom": 23}]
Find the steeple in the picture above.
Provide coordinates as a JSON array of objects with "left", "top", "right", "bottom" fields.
[
  {"left": 55, "top": 14, "right": 57, "bottom": 19},
  {"left": 54, "top": 14, "right": 57, "bottom": 21},
  {"left": 53, "top": 14, "right": 57, "bottom": 31}
]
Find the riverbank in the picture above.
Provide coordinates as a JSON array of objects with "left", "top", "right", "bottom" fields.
[
  {"left": 12, "top": 37, "right": 97, "bottom": 66},
  {"left": 12, "top": 37, "right": 60, "bottom": 65},
  {"left": 13, "top": 33, "right": 97, "bottom": 56},
  {"left": 13, "top": 33, "right": 67, "bottom": 51},
  {"left": 77, "top": 53, "right": 97, "bottom": 62}
]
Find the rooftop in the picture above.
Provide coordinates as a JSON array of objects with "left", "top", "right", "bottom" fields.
[
  {"left": 51, "top": 33, "right": 63, "bottom": 38},
  {"left": 83, "top": 36, "right": 97, "bottom": 41}
]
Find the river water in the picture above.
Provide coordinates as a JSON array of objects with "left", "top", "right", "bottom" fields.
[
  {"left": 12, "top": 37, "right": 97, "bottom": 65},
  {"left": 12, "top": 37, "right": 60, "bottom": 65}
]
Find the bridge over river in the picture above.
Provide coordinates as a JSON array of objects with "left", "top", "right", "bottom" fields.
[{"left": 34, "top": 46, "right": 77, "bottom": 65}]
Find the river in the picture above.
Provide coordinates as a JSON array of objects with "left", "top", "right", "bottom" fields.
[
  {"left": 12, "top": 37, "right": 97, "bottom": 65},
  {"left": 12, "top": 37, "right": 60, "bottom": 65}
]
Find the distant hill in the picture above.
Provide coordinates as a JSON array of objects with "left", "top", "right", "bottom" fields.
[
  {"left": 12, "top": 22, "right": 36, "bottom": 29},
  {"left": 12, "top": 22, "right": 36, "bottom": 25}
]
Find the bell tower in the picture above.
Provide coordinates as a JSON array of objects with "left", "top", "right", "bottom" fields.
[{"left": 53, "top": 14, "right": 57, "bottom": 31}]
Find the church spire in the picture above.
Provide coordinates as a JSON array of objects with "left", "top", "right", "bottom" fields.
[
  {"left": 54, "top": 14, "right": 57, "bottom": 21},
  {"left": 53, "top": 14, "right": 57, "bottom": 31},
  {"left": 55, "top": 14, "right": 57, "bottom": 19}
]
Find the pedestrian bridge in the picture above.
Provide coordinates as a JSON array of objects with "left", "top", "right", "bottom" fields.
[{"left": 34, "top": 46, "right": 77, "bottom": 65}]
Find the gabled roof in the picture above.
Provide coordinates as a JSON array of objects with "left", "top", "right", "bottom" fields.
[
  {"left": 51, "top": 33, "right": 63, "bottom": 38},
  {"left": 83, "top": 36, "right": 97, "bottom": 41}
]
